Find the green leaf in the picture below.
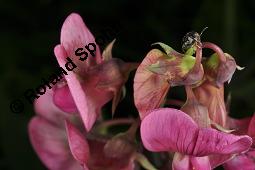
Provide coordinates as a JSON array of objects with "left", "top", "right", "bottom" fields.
[{"left": 152, "top": 42, "right": 174, "bottom": 54}]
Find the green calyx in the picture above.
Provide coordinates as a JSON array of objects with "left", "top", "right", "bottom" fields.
[
  {"left": 179, "top": 54, "right": 196, "bottom": 74},
  {"left": 150, "top": 42, "right": 197, "bottom": 75}
]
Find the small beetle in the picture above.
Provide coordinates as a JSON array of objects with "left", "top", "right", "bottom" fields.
[{"left": 181, "top": 27, "right": 208, "bottom": 52}]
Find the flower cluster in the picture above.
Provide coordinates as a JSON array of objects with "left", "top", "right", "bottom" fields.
[{"left": 28, "top": 13, "right": 255, "bottom": 170}]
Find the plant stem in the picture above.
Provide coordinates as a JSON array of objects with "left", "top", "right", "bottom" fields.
[
  {"left": 126, "top": 119, "right": 140, "bottom": 139},
  {"left": 95, "top": 118, "right": 135, "bottom": 131},
  {"left": 185, "top": 86, "right": 196, "bottom": 100}
]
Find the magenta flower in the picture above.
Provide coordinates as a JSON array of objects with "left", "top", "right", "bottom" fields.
[
  {"left": 134, "top": 42, "right": 204, "bottom": 119},
  {"left": 223, "top": 114, "right": 255, "bottom": 170},
  {"left": 29, "top": 89, "right": 138, "bottom": 170},
  {"left": 28, "top": 13, "right": 144, "bottom": 170},
  {"left": 133, "top": 31, "right": 253, "bottom": 169},
  {"left": 53, "top": 13, "right": 137, "bottom": 131},
  {"left": 65, "top": 120, "right": 136, "bottom": 170},
  {"left": 140, "top": 108, "right": 252, "bottom": 169},
  {"left": 29, "top": 89, "right": 84, "bottom": 170}
]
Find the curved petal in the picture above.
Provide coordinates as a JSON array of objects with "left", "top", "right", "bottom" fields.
[
  {"left": 54, "top": 45, "right": 93, "bottom": 131},
  {"left": 181, "top": 86, "right": 210, "bottom": 128},
  {"left": 172, "top": 153, "right": 191, "bottom": 170},
  {"left": 61, "top": 13, "right": 101, "bottom": 74},
  {"left": 172, "top": 153, "right": 211, "bottom": 170},
  {"left": 216, "top": 53, "right": 237, "bottom": 86},
  {"left": 28, "top": 117, "right": 83, "bottom": 170},
  {"left": 193, "top": 128, "right": 252, "bottom": 156},
  {"left": 190, "top": 156, "right": 211, "bottom": 170},
  {"left": 53, "top": 85, "right": 78, "bottom": 113},
  {"left": 227, "top": 116, "right": 251, "bottom": 135},
  {"left": 134, "top": 49, "right": 170, "bottom": 119},
  {"left": 209, "top": 154, "right": 233, "bottom": 169},
  {"left": 134, "top": 47, "right": 201, "bottom": 119},
  {"left": 223, "top": 151, "right": 255, "bottom": 170},
  {"left": 53, "top": 81, "right": 112, "bottom": 121},
  {"left": 34, "top": 88, "right": 72, "bottom": 127},
  {"left": 203, "top": 49, "right": 237, "bottom": 86},
  {"left": 141, "top": 108, "right": 198, "bottom": 153},
  {"left": 65, "top": 120, "right": 90, "bottom": 165},
  {"left": 141, "top": 108, "right": 252, "bottom": 157},
  {"left": 194, "top": 81, "right": 227, "bottom": 127},
  {"left": 248, "top": 114, "right": 255, "bottom": 139}
]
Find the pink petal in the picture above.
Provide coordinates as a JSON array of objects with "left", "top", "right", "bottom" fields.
[
  {"left": 65, "top": 120, "right": 90, "bottom": 165},
  {"left": 227, "top": 116, "right": 251, "bottom": 135},
  {"left": 141, "top": 108, "right": 252, "bottom": 156},
  {"left": 34, "top": 88, "right": 72, "bottom": 127},
  {"left": 172, "top": 153, "right": 211, "bottom": 170},
  {"left": 193, "top": 128, "right": 252, "bottom": 156},
  {"left": 141, "top": 108, "right": 198, "bottom": 153},
  {"left": 193, "top": 82, "right": 227, "bottom": 127},
  {"left": 53, "top": 85, "right": 78, "bottom": 113},
  {"left": 190, "top": 156, "right": 211, "bottom": 170},
  {"left": 134, "top": 49, "right": 170, "bottom": 119},
  {"left": 172, "top": 153, "right": 191, "bottom": 170},
  {"left": 28, "top": 117, "right": 83, "bottom": 170},
  {"left": 223, "top": 150, "right": 255, "bottom": 170},
  {"left": 248, "top": 114, "right": 255, "bottom": 139},
  {"left": 54, "top": 45, "right": 94, "bottom": 131},
  {"left": 53, "top": 83, "right": 112, "bottom": 133},
  {"left": 83, "top": 164, "right": 89, "bottom": 170},
  {"left": 209, "top": 154, "right": 233, "bottom": 169},
  {"left": 61, "top": 13, "right": 101, "bottom": 74}
]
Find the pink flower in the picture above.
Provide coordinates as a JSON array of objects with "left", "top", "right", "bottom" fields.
[
  {"left": 29, "top": 89, "right": 135, "bottom": 170},
  {"left": 140, "top": 108, "right": 252, "bottom": 169},
  {"left": 134, "top": 43, "right": 203, "bottom": 119},
  {"left": 65, "top": 120, "right": 135, "bottom": 170},
  {"left": 53, "top": 13, "right": 137, "bottom": 131},
  {"left": 223, "top": 114, "right": 255, "bottom": 170},
  {"left": 192, "top": 51, "right": 238, "bottom": 127},
  {"left": 29, "top": 89, "right": 84, "bottom": 170},
  {"left": 28, "top": 13, "right": 142, "bottom": 170}
]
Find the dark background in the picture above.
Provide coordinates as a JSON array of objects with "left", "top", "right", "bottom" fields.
[{"left": 1, "top": 0, "right": 255, "bottom": 169}]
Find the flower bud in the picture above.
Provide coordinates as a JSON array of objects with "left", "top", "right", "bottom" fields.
[{"left": 103, "top": 133, "right": 136, "bottom": 159}]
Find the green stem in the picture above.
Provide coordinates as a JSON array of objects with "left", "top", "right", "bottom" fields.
[
  {"left": 134, "top": 153, "right": 158, "bottom": 170},
  {"left": 126, "top": 119, "right": 140, "bottom": 139}
]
